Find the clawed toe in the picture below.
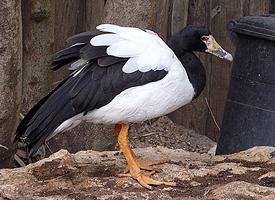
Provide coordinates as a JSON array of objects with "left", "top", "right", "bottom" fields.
[
  {"left": 119, "top": 170, "right": 176, "bottom": 189},
  {"left": 119, "top": 170, "right": 156, "bottom": 177},
  {"left": 123, "top": 159, "right": 169, "bottom": 174},
  {"left": 136, "top": 172, "right": 176, "bottom": 190}
]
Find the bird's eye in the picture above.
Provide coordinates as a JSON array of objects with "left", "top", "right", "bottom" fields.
[{"left": 201, "top": 36, "right": 209, "bottom": 41}]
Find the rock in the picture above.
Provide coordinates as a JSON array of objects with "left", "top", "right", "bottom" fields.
[
  {"left": 225, "top": 146, "right": 275, "bottom": 162},
  {"left": 208, "top": 181, "right": 275, "bottom": 200},
  {"left": 207, "top": 144, "right": 217, "bottom": 156},
  {"left": 1, "top": 146, "right": 275, "bottom": 199},
  {"left": 259, "top": 172, "right": 275, "bottom": 187}
]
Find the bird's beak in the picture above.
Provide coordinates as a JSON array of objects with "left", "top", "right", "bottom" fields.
[{"left": 203, "top": 35, "right": 233, "bottom": 62}]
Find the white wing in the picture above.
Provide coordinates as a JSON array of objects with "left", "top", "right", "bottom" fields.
[{"left": 90, "top": 24, "right": 177, "bottom": 73}]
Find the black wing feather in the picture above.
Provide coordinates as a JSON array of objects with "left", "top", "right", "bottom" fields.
[
  {"left": 49, "top": 57, "right": 79, "bottom": 71},
  {"left": 53, "top": 45, "right": 85, "bottom": 60},
  {"left": 49, "top": 31, "right": 128, "bottom": 71},
  {"left": 49, "top": 32, "right": 101, "bottom": 71},
  {"left": 66, "top": 31, "right": 102, "bottom": 44},
  {"left": 97, "top": 56, "right": 127, "bottom": 67},
  {"left": 80, "top": 45, "right": 107, "bottom": 60},
  {"left": 49, "top": 32, "right": 124, "bottom": 71}
]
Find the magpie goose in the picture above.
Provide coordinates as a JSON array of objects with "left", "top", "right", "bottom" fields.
[{"left": 14, "top": 24, "right": 232, "bottom": 189}]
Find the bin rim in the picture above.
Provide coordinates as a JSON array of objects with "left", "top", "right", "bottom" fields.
[{"left": 228, "top": 14, "right": 275, "bottom": 42}]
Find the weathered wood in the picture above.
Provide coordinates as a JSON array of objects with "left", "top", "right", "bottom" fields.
[
  {"left": 21, "top": 0, "right": 55, "bottom": 113},
  {"left": 171, "top": 0, "right": 189, "bottom": 35},
  {"left": 205, "top": 0, "right": 238, "bottom": 141},
  {"left": 53, "top": 0, "right": 86, "bottom": 81},
  {"left": 154, "top": 0, "right": 172, "bottom": 40},
  {"left": 103, "top": 0, "right": 171, "bottom": 38},
  {"left": 0, "top": 0, "right": 22, "bottom": 167},
  {"left": 85, "top": 0, "right": 105, "bottom": 31}
]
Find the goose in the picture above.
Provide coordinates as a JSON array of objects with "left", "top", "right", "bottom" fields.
[{"left": 14, "top": 24, "right": 232, "bottom": 189}]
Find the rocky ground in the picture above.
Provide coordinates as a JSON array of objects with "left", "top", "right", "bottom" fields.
[{"left": 1, "top": 146, "right": 275, "bottom": 200}]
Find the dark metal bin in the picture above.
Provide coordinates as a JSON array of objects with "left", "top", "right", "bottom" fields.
[{"left": 216, "top": 15, "right": 275, "bottom": 155}]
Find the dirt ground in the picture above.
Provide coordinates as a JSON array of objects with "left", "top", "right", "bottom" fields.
[{"left": 129, "top": 116, "right": 215, "bottom": 153}]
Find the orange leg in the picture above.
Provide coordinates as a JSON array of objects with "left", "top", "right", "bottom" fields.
[
  {"left": 115, "top": 124, "right": 169, "bottom": 173},
  {"left": 116, "top": 123, "right": 176, "bottom": 189}
]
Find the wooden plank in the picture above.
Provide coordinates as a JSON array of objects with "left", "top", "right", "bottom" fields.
[
  {"left": 54, "top": 0, "right": 86, "bottom": 50},
  {"left": 53, "top": 0, "right": 86, "bottom": 82},
  {"left": 85, "top": 0, "right": 105, "bottom": 31},
  {"left": 154, "top": 0, "right": 172, "bottom": 40},
  {"left": 102, "top": 0, "right": 171, "bottom": 35},
  {"left": 21, "top": 0, "right": 54, "bottom": 112},
  {"left": 0, "top": 0, "right": 22, "bottom": 167},
  {"left": 205, "top": 0, "right": 238, "bottom": 141},
  {"left": 171, "top": 0, "right": 189, "bottom": 35}
]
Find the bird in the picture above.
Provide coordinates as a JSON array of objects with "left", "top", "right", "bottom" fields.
[{"left": 14, "top": 24, "right": 232, "bottom": 189}]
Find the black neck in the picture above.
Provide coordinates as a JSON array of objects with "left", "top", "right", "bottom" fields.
[{"left": 168, "top": 35, "right": 206, "bottom": 99}]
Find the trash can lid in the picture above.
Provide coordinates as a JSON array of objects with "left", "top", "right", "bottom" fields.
[{"left": 229, "top": 14, "right": 275, "bottom": 41}]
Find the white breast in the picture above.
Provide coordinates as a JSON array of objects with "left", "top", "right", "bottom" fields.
[{"left": 84, "top": 59, "right": 195, "bottom": 124}]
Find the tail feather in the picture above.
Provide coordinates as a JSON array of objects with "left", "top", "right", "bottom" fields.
[
  {"left": 26, "top": 77, "right": 75, "bottom": 133},
  {"left": 28, "top": 103, "right": 76, "bottom": 157},
  {"left": 14, "top": 75, "right": 78, "bottom": 158},
  {"left": 15, "top": 31, "right": 114, "bottom": 159},
  {"left": 14, "top": 78, "right": 66, "bottom": 143}
]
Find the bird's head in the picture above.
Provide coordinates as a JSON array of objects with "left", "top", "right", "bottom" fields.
[{"left": 169, "top": 25, "right": 233, "bottom": 61}]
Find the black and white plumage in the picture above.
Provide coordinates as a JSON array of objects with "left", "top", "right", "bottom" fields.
[{"left": 14, "top": 24, "right": 232, "bottom": 158}]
